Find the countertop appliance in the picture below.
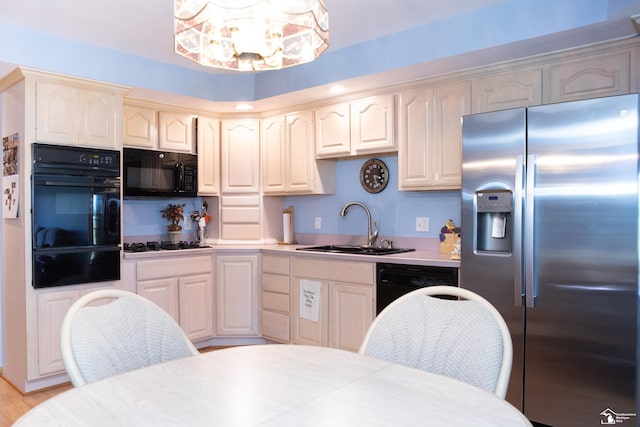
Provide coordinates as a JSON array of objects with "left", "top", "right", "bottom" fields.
[
  {"left": 375, "top": 263, "right": 458, "bottom": 314},
  {"left": 32, "top": 143, "right": 121, "bottom": 288},
  {"left": 123, "top": 241, "right": 211, "bottom": 252},
  {"left": 461, "top": 94, "right": 639, "bottom": 426},
  {"left": 123, "top": 148, "right": 197, "bottom": 198}
]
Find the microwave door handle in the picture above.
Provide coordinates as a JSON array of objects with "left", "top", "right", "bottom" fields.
[{"left": 174, "top": 162, "right": 184, "bottom": 191}]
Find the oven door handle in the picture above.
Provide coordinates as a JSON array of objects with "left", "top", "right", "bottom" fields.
[{"left": 35, "top": 179, "right": 120, "bottom": 188}]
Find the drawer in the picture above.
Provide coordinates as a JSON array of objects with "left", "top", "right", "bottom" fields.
[
  {"left": 262, "top": 254, "right": 290, "bottom": 275},
  {"left": 261, "top": 310, "right": 290, "bottom": 343},
  {"left": 262, "top": 291, "right": 290, "bottom": 313},
  {"left": 136, "top": 255, "right": 212, "bottom": 281},
  {"left": 292, "top": 257, "right": 375, "bottom": 285},
  {"left": 262, "top": 273, "right": 290, "bottom": 294}
]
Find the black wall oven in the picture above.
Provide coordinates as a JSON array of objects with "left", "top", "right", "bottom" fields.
[{"left": 32, "top": 143, "right": 121, "bottom": 288}]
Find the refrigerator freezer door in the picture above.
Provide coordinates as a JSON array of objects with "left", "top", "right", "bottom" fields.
[
  {"left": 461, "top": 108, "right": 526, "bottom": 408},
  {"left": 524, "top": 95, "right": 638, "bottom": 426}
]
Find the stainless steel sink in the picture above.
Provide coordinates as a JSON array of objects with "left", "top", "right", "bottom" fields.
[{"left": 296, "top": 245, "right": 415, "bottom": 256}]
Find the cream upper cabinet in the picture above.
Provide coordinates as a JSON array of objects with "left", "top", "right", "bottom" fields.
[
  {"left": 215, "top": 254, "right": 260, "bottom": 336},
  {"left": 221, "top": 119, "right": 260, "bottom": 193},
  {"left": 545, "top": 50, "right": 633, "bottom": 103},
  {"left": 291, "top": 257, "right": 375, "bottom": 351},
  {"left": 197, "top": 116, "right": 220, "bottom": 195},
  {"left": 350, "top": 94, "right": 396, "bottom": 156},
  {"left": 473, "top": 68, "right": 543, "bottom": 113},
  {"left": 158, "top": 112, "right": 195, "bottom": 153},
  {"left": 123, "top": 104, "right": 195, "bottom": 153},
  {"left": 123, "top": 104, "right": 157, "bottom": 148},
  {"left": 315, "top": 102, "right": 351, "bottom": 158},
  {"left": 398, "top": 80, "right": 470, "bottom": 191},
  {"left": 262, "top": 110, "right": 336, "bottom": 195},
  {"left": 36, "top": 79, "right": 122, "bottom": 149},
  {"left": 315, "top": 94, "right": 396, "bottom": 158}
]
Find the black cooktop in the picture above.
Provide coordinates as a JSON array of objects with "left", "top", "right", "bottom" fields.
[{"left": 124, "top": 241, "right": 211, "bottom": 252}]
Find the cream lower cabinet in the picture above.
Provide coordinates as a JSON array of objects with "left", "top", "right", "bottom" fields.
[
  {"left": 261, "top": 254, "right": 291, "bottom": 343},
  {"left": 37, "top": 290, "right": 78, "bottom": 376},
  {"left": 135, "top": 254, "right": 214, "bottom": 341},
  {"left": 398, "top": 80, "right": 470, "bottom": 191},
  {"left": 291, "top": 257, "right": 374, "bottom": 352},
  {"left": 36, "top": 286, "right": 115, "bottom": 377},
  {"left": 215, "top": 254, "right": 260, "bottom": 336}
]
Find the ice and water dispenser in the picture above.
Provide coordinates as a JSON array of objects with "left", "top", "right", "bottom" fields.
[{"left": 475, "top": 190, "right": 512, "bottom": 253}]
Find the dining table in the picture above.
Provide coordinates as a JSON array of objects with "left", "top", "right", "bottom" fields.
[{"left": 15, "top": 344, "right": 532, "bottom": 426}]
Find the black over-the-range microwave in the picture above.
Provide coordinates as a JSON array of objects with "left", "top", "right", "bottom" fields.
[{"left": 123, "top": 148, "right": 197, "bottom": 198}]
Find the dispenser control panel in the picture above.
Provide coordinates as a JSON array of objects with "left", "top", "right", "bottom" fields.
[{"left": 476, "top": 191, "right": 512, "bottom": 213}]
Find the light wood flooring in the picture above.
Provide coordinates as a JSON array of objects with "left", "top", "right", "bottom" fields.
[
  {"left": 0, "top": 376, "right": 71, "bottom": 426},
  {"left": 0, "top": 346, "right": 225, "bottom": 425}
]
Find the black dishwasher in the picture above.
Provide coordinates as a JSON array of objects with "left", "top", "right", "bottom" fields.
[{"left": 375, "top": 263, "right": 458, "bottom": 314}]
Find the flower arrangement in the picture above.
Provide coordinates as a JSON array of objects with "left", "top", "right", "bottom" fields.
[
  {"left": 161, "top": 203, "right": 185, "bottom": 231},
  {"left": 439, "top": 219, "right": 460, "bottom": 242},
  {"left": 439, "top": 219, "right": 461, "bottom": 254}
]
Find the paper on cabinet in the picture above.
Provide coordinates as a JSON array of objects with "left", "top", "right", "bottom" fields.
[{"left": 299, "top": 279, "right": 321, "bottom": 322}]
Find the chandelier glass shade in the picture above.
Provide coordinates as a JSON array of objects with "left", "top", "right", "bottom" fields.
[{"left": 174, "top": 0, "right": 329, "bottom": 72}]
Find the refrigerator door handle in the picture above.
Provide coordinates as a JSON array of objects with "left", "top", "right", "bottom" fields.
[
  {"left": 525, "top": 153, "right": 537, "bottom": 307},
  {"left": 513, "top": 155, "right": 524, "bottom": 307}
]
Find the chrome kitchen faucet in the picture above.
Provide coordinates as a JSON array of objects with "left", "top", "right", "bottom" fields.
[{"left": 339, "top": 201, "right": 378, "bottom": 247}]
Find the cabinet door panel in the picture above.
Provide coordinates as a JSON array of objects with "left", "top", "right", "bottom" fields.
[
  {"left": 197, "top": 116, "right": 220, "bottom": 195},
  {"left": 158, "top": 112, "right": 194, "bottom": 152},
  {"left": 79, "top": 89, "right": 116, "bottom": 147},
  {"left": 221, "top": 120, "right": 260, "bottom": 192},
  {"left": 351, "top": 94, "right": 396, "bottom": 155},
  {"left": 37, "top": 291, "right": 77, "bottom": 375},
  {"left": 287, "top": 111, "right": 314, "bottom": 191},
  {"left": 261, "top": 116, "right": 287, "bottom": 192},
  {"left": 36, "top": 81, "right": 77, "bottom": 144},
  {"left": 291, "top": 278, "right": 329, "bottom": 346},
  {"left": 215, "top": 255, "right": 259, "bottom": 336},
  {"left": 329, "top": 283, "right": 374, "bottom": 353},
  {"left": 179, "top": 274, "right": 213, "bottom": 341},
  {"left": 123, "top": 105, "right": 157, "bottom": 148},
  {"left": 137, "top": 278, "right": 180, "bottom": 323},
  {"left": 433, "top": 81, "right": 470, "bottom": 188},
  {"left": 315, "top": 103, "right": 351, "bottom": 158}
]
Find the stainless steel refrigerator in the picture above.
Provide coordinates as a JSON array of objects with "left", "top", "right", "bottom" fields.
[{"left": 460, "top": 94, "right": 638, "bottom": 427}]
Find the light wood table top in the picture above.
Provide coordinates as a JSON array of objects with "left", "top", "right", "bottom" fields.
[{"left": 15, "top": 345, "right": 531, "bottom": 426}]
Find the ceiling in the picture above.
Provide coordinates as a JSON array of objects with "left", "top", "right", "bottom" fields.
[{"left": 0, "top": 0, "right": 502, "bottom": 74}]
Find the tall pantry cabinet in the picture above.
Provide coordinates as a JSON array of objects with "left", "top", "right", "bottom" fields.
[{"left": 0, "top": 68, "right": 127, "bottom": 392}]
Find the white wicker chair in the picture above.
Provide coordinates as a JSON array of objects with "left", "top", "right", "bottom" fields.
[
  {"left": 60, "top": 289, "right": 199, "bottom": 387},
  {"left": 359, "top": 286, "right": 512, "bottom": 399}
]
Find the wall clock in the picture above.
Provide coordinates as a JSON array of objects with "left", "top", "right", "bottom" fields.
[{"left": 360, "top": 158, "right": 389, "bottom": 193}]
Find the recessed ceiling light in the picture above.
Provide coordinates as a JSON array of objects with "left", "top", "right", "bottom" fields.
[
  {"left": 329, "top": 85, "right": 345, "bottom": 94},
  {"left": 234, "top": 103, "right": 254, "bottom": 111}
]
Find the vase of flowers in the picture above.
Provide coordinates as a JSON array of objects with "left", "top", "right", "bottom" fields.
[{"left": 161, "top": 203, "right": 185, "bottom": 243}]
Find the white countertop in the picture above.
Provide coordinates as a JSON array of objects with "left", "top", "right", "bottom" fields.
[
  {"left": 123, "top": 243, "right": 460, "bottom": 268},
  {"left": 15, "top": 344, "right": 529, "bottom": 426}
]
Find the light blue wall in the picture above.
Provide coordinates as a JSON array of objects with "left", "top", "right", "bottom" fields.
[
  {"left": 0, "top": 0, "right": 628, "bottom": 103},
  {"left": 122, "top": 155, "right": 461, "bottom": 241},
  {"left": 284, "top": 156, "right": 460, "bottom": 239}
]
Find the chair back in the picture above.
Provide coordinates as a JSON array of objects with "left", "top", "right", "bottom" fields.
[
  {"left": 60, "top": 289, "right": 199, "bottom": 387},
  {"left": 359, "top": 285, "right": 512, "bottom": 398}
]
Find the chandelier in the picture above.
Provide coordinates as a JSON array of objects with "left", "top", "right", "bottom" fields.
[{"left": 174, "top": 0, "right": 329, "bottom": 72}]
